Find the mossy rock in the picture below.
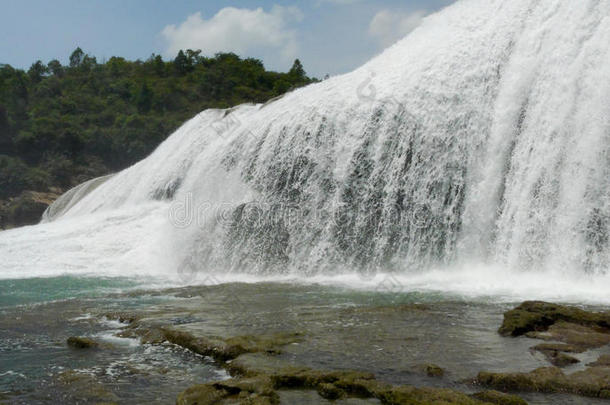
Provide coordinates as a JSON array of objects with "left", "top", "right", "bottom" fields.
[
  {"left": 176, "top": 384, "right": 229, "bottom": 405},
  {"left": 378, "top": 385, "right": 485, "bottom": 405},
  {"left": 161, "top": 328, "right": 302, "bottom": 363},
  {"left": 67, "top": 336, "right": 99, "bottom": 349},
  {"left": 471, "top": 390, "right": 528, "bottom": 405},
  {"left": 56, "top": 370, "right": 118, "bottom": 402},
  {"left": 476, "top": 367, "right": 568, "bottom": 392},
  {"left": 588, "top": 354, "right": 610, "bottom": 367},
  {"left": 531, "top": 344, "right": 580, "bottom": 367},
  {"left": 498, "top": 301, "right": 610, "bottom": 337},
  {"left": 476, "top": 366, "right": 610, "bottom": 399},
  {"left": 176, "top": 367, "right": 527, "bottom": 405},
  {"left": 316, "top": 382, "right": 345, "bottom": 400},
  {"left": 3, "top": 192, "right": 49, "bottom": 227},
  {"left": 419, "top": 363, "right": 445, "bottom": 377}
]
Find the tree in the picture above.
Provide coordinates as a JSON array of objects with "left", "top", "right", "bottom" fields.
[
  {"left": 289, "top": 59, "right": 306, "bottom": 81},
  {"left": 135, "top": 82, "right": 153, "bottom": 113},
  {"left": 173, "top": 50, "right": 189, "bottom": 75},
  {"left": 47, "top": 59, "right": 63, "bottom": 77},
  {"left": 186, "top": 49, "right": 202, "bottom": 66},
  {"left": 69, "top": 47, "right": 84, "bottom": 68},
  {"left": 151, "top": 54, "right": 165, "bottom": 76},
  {"left": 0, "top": 105, "right": 11, "bottom": 154},
  {"left": 0, "top": 49, "right": 317, "bottom": 204},
  {"left": 28, "top": 60, "right": 48, "bottom": 83}
]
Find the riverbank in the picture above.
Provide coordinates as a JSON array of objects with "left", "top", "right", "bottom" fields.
[{"left": 1, "top": 282, "right": 609, "bottom": 404}]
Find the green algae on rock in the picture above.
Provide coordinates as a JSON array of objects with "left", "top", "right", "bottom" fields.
[
  {"left": 160, "top": 329, "right": 303, "bottom": 363},
  {"left": 476, "top": 366, "right": 610, "bottom": 399},
  {"left": 470, "top": 390, "right": 528, "bottom": 405},
  {"left": 530, "top": 344, "right": 580, "bottom": 368},
  {"left": 498, "top": 301, "right": 610, "bottom": 337},
  {"left": 66, "top": 336, "right": 99, "bottom": 349},
  {"left": 475, "top": 301, "right": 610, "bottom": 400},
  {"left": 177, "top": 369, "right": 525, "bottom": 405},
  {"left": 56, "top": 370, "right": 119, "bottom": 403},
  {"left": 588, "top": 354, "right": 610, "bottom": 367}
]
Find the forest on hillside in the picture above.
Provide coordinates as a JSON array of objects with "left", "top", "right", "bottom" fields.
[{"left": 0, "top": 48, "right": 316, "bottom": 227}]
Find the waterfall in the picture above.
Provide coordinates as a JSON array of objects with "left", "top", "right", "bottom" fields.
[{"left": 1, "top": 0, "right": 608, "bottom": 291}]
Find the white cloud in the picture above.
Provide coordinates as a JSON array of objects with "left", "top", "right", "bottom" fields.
[
  {"left": 368, "top": 9, "right": 427, "bottom": 48},
  {"left": 161, "top": 6, "right": 303, "bottom": 67},
  {"left": 317, "top": 0, "right": 364, "bottom": 4}
]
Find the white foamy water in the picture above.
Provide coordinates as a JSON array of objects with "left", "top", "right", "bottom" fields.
[{"left": 0, "top": 0, "right": 608, "bottom": 302}]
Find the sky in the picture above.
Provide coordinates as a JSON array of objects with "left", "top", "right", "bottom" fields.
[{"left": 0, "top": 0, "right": 456, "bottom": 78}]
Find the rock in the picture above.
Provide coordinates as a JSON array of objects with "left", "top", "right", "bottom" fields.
[
  {"left": 525, "top": 321, "right": 610, "bottom": 350},
  {"left": 317, "top": 382, "right": 345, "bottom": 400},
  {"left": 422, "top": 363, "right": 445, "bottom": 377},
  {"left": 176, "top": 384, "right": 230, "bottom": 405},
  {"left": 377, "top": 385, "right": 487, "bottom": 405},
  {"left": 498, "top": 301, "right": 610, "bottom": 337},
  {"left": 0, "top": 190, "right": 61, "bottom": 229},
  {"left": 471, "top": 390, "right": 529, "bottom": 405},
  {"left": 66, "top": 336, "right": 99, "bottom": 349},
  {"left": 177, "top": 370, "right": 515, "bottom": 405},
  {"left": 56, "top": 370, "right": 118, "bottom": 403},
  {"left": 476, "top": 367, "right": 567, "bottom": 393},
  {"left": 588, "top": 354, "right": 610, "bottom": 367},
  {"left": 531, "top": 343, "right": 583, "bottom": 353},
  {"left": 160, "top": 328, "right": 303, "bottom": 362},
  {"left": 531, "top": 344, "right": 580, "bottom": 367},
  {"left": 476, "top": 366, "right": 610, "bottom": 399}
]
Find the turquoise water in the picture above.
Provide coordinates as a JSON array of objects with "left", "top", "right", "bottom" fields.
[{"left": 0, "top": 276, "right": 140, "bottom": 308}]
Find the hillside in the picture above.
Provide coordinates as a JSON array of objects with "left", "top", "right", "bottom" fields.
[{"left": 0, "top": 48, "right": 316, "bottom": 228}]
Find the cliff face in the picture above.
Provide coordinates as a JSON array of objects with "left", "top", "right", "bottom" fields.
[{"left": 0, "top": 189, "right": 62, "bottom": 230}]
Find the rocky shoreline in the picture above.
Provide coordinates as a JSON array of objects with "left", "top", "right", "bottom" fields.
[
  {"left": 96, "top": 299, "right": 610, "bottom": 404},
  {"left": 2, "top": 283, "right": 610, "bottom": 404}
]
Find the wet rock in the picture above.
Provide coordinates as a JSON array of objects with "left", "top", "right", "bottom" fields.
[
  {"left": 476, "top": 367, "right": 568, "bottom": 392},
  {"left": 525, "top": 321, "right": 610, "bottom": 350},
  {"left": 376, "top": 385, "right": 487, "bottom": 405},
  {"left": 176, "top": 384, "right": 230, "bottom": 405},
  {"left": 56, "top": 370, "right": 118, "bottom": 403},
  {"left": 161, "top": 328, "right": 303, "bottom": 362},
  {"left": 177, "top": 363, "right": 526, "bottom": 405},
  {"left": 530, "top": 344, "right": 580, "bottom": 367},
  {"left": 588, "top": 354, "right": 610, "bottom": 367},
  {"left": 476, "top": 365, "right": 610, "bottom": 399},
  {"left": 317, "top": 382, "right": 345, "bottom": 400},
  {"left": 498, "top": 301, "right": 610, "bottom": 337},
  {"left": 103, "top": 311, "right": 140, "bottom": 324},
  {"left": 530, "top": 343, "right": 583, "bottom": 353},
  {"left": 0, "top": 190, "right": 61, "bottom": 229},
  {"left": 66, "top": 336, "right": 99, "bottom": 349},
  {"left": 471, "top": 390, "right": 528, "bottom": 405},
  {"left": 419, "top": 363, "right": 445, "bottom": 377}
]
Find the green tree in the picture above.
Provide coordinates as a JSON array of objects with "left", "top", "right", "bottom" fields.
[
  {"left": 135, "top": 82, "right": 153, "bottom": 113},
  {"left": 69, "top": 47, "right": 84, "bottom": 68},
  {"left": 47, "top": 59, "right": 63, "bottom": 77},
  {"left": 173, "top": 50, "right": 189, "bottom": 75},
  {"left": 152, "top": 54, "right": 165, "bottom": 76},
  {"left": 0, "top": 48, "right": 317, "bottom": 203},
  {"left": 0, "top": 105, "right": 11, "bottom": 154},
  {"left": 28, "top": 60, "right": 48, "bottom": 83},
  {"left": 289, "top": 59, "right": 306, "bottom": 81}
]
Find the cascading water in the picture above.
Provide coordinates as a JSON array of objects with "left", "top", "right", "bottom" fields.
[{"left": 0, "top": 0, "right": 608, "bottom": 300}]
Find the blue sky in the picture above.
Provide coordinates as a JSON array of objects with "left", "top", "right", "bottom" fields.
[{"left": 0, "top": 0, "right": 455, "bottom": 78}]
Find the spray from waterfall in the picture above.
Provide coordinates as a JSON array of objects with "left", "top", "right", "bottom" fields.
[{"left": 0, "top": 0, "right": 608, "bottom": 301}]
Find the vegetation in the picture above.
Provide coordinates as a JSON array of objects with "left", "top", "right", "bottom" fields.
[{"left": 0, "top": 48, "right": 316, "bottom": 202}]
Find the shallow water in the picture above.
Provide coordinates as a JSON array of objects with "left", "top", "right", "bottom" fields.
[{"left": 1, "top": 278, "right": 609, "bottom": 404}]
